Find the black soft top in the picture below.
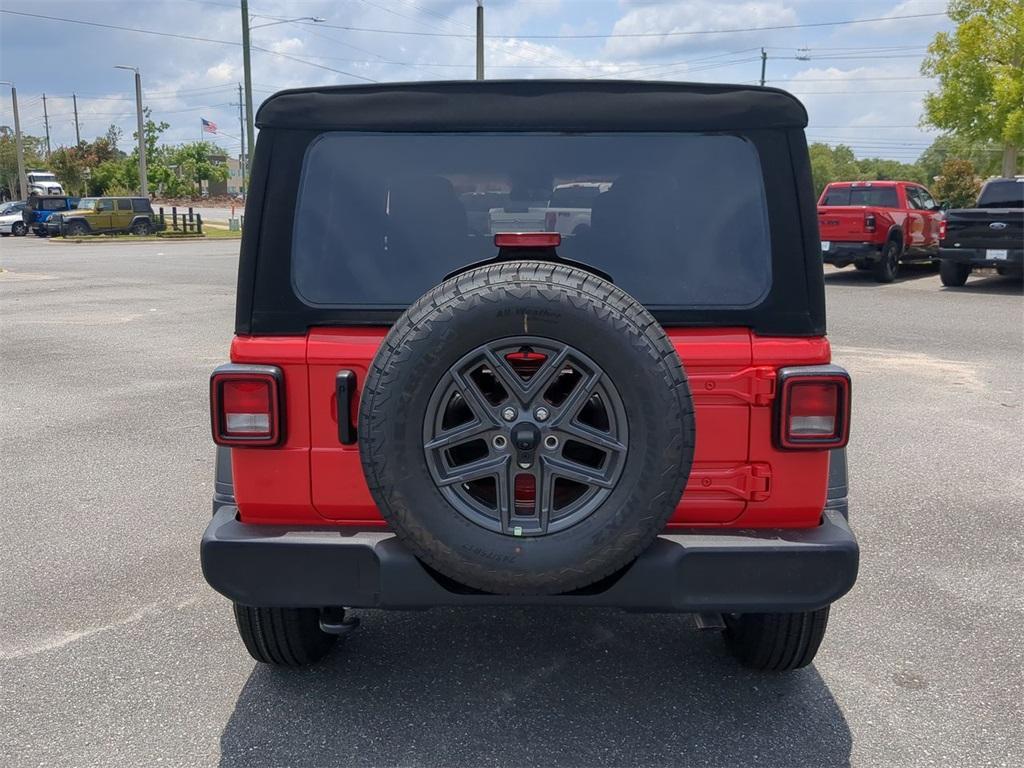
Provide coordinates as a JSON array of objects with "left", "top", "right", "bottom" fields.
[
  {"left": 256, "top": 79, "right": 808, "bottom": 133},
  {"left": 240, "top": 80, "right": 825, "bottom": 337}
]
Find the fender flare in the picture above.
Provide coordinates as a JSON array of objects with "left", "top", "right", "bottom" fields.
[{"left": 885, "top": 225, "right": 904, "bottom": 252}]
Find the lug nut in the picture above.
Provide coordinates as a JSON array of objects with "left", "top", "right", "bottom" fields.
[
  {"left": 544, "top": 435, "right": 559, "bottom": 450},
  {"left": 534, "top": 407, "right": 550, "bottom": 421},
  {"left": 492, "top": 435, "right": 508, "bottom": 450},
  {"left": 502, "top": 407, "right": 517, "bottom": 421}
]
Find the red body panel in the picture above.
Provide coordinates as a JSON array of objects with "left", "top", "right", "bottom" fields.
[
  {"left": 817, "top": 180, "right": 942, "bottom": 251},
  {"left": 229, "top": 329, "right": 832, "bottom": 529}
]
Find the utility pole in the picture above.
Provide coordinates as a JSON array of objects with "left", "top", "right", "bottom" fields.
[
  {"left": 760, "top": 48, "right": 767, "bottom": 87},
  {"left": 0, "top": 81, "right": 28, "bottom": 198},
  {"left": 476, "top": 1, "right": 484, "bottom": 80},
  {"left": 42, "top": 93, "right": 51, "bottom": 158},
  {"left": 115, "top": 65, "right": 148, "bottom": 197},
  {"left": 240, "top": 0, "right": 255, "bottom": 177},
  {"left": 236, "top": 82, "right": 246, "bottom": 198},
  {"left": 72, "top": 93, "right": 81, "bottom": 146}
]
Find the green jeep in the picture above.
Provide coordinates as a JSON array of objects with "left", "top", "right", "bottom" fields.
[{"left": 48, "top": 196, "right": 161, "bottom": 237}]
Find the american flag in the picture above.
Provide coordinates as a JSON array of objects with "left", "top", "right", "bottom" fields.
[{"left": 201, "top": 118, "right": 218, "bottom": 134}]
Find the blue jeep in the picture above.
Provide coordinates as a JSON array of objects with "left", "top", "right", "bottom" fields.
[{"left": 23, "top": 195, "right": 80, "bottom": 237}]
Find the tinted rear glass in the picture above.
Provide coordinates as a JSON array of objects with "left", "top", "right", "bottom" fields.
[
  {"left": 291, "top": 132, "right": 771, "bottom": 308},
  {"left": 40, "top": 198, "right": 68, "bottom": 211},
  {"left": 822, "top": 186, "right": 899, "bottom": 207},
  {"left": 977, "top": 180, "right": 1024, "bottom": 208}
]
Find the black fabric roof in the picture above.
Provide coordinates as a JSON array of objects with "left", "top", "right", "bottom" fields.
[{"left": 256, "top": 80, "right": 807, "bottom": 132}]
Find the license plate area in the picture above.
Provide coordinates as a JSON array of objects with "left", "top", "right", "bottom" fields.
[{"left": 987, "top": 249, "right": 1008, "bottom": 261}]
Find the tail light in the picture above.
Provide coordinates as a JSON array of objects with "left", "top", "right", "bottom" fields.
[
  {"left": 776, "top": 366, "right": 851, "bottom": 450},
  {"left": 544, "top": 211, "right": 557, "bottom": 230},
  {"left": 210, "top": 364, "right": 283, "bottom": 446},
  {"left": 939, "top": 218, "right": 947, "bottom": 240},
  {"left": 864, "top": 213, "right": 876, "bottom": 233}
]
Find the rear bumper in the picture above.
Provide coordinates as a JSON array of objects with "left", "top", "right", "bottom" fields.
[
  {"left": 201, "top": 505, "right": 859, "bottom": 613},
  {"left": 940, "top": 247, "right": 1023, "bottom": 269},
  {"left": 822, "top": 242, "right": 881, "bottom": 266}
]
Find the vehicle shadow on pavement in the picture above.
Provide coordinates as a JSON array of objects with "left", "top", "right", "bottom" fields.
[
  {"left": 823, "top": 264, "right": 937, "bottom": 286},
  {"left": 219, "top": 608, "right": 851, "bottom": 767},
  {"left": 940, "top": 274, "right": 1024, "bottom": 296}
]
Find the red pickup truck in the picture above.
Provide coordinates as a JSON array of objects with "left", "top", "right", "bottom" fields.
[{"left": 818, "top": 180, "right": 943, "bottom": 282}]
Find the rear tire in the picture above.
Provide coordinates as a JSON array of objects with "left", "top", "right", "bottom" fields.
[
  {"left": 12, "top": 221, "right": 26, "bottom": 236},
  {"left": 130, "top": 220, "right": 152, "bottom": 236},
  {"left": 872, "top": 240, "right": 900, "bottom": 283},
  {"left": 65, "top": 220, "right": 89, "bottom": 237},
  {"left": 232, "top": 604, "right": 338, "bottom": 666},
  {"left": 724, "top": 607, "right": 830, "bottom": 671},
  {"left": 34, "top": 228, "right": 47, "bottom": 238},
  {"left": 939, "top": 260, "right": 970, "bottom": 287}
]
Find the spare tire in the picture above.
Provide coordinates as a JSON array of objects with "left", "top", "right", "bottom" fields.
[{"left": 359, "top": 261, "right": 695, "bottom": 595}]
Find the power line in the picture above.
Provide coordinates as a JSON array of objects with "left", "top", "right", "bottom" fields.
[
  {"left": 296, "top": 11, "right": 947, "bottom": 39},
  {"left": 0, "top": 9, "right": 375, "bottom": 83}
]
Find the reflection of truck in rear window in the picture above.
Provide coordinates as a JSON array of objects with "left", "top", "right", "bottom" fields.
[{"left": 488, "top": 181, "right": 611, "bottom": 236}]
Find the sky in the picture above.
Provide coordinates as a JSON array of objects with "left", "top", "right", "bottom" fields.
[{"left": 0, "top": 0, "right": 955, "bottom": 164}]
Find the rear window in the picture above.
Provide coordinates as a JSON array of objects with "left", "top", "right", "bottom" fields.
[
  {"left": 131, "top": 198, "right": 152, "bottom": 213},
  {"left": 977, "top": 180, "right": 1024, "bottom": 208},
  {"left": 40, "top": 198, "right": 68, "bottom": 211},
  {"left": 822, "top": 186, "right": 899, "bottom": 207},
  {"left": 291, "top": 132, "right": 772, "bottom": 309}
]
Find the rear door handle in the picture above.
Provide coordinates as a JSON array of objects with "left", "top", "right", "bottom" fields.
[{"left": 336, "top": 370, "right": 358, "bottom": 445}]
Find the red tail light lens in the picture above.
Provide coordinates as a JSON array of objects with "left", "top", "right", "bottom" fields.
[
  {"left": 864, "top": 213, "right": 876, "bottom": 232},
  {"left": 210, "top": 365, "right": 283, "bottom": 446},
  {"left": 939, "top": 218, "right": 947, "bottom": 240},
  {"left": 494, "top": 232, "right": 561, "bottom": 248},
  {"left": 776, "top": 368, "right": 850, "bottom": 450}
]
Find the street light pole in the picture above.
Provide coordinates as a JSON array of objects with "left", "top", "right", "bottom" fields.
[
  {"left": 115, "top": 65, "right": 148, "bottom": 197},
  {"left": 476, "top": 2, "right": 484, "bottom": 81},
  {"left": 240, "top": 0, "right": 255, "bottom": 179},
  {"left": 0, "top": 81, "right": 28, "bottom": 198}
]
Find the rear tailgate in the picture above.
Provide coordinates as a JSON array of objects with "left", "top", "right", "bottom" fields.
[
  {"left": 290, "top": 328, "right": 831, "bottom": 530},
  {"left": 817, "top": 206, "right": 874, "bottom": 242},
  {"left": 943, "top": 208, "right": 1024, "bottom": 249}
]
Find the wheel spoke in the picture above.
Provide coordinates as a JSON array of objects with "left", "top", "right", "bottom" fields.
[
  {"left": 548, "top": 369, "right": 602, "bottom": 426},
  {"left": 541, "top": 453, "right": 617, "bottom": 489},
  {"left": 424, "top": 420, "right": 493, "bottom": 452},
  {"left": 554, "top": 420, "right": 626, "bottom": 455},
  {"left": 450, "top": 369, "right": 501, "bottom": 426},
  {"left": 483, "top": 345, "right": 571, "bottom": 405},
  {"left": 435, "top": 454, "right": 509, "bottom": 487}
]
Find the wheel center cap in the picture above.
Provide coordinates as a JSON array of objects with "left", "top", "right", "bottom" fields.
[{"left": 511, "top": 422, "right": 541, "bottom": 467}]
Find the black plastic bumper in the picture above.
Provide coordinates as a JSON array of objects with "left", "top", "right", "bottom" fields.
[
  {"left": 201, "top": 506, "right": 858, "bottom": 613},
  {"left": 822, "top": 242, "right": 882, "bottom": 266},
  {"left": 940, "top": 247, "right": 1023, "bottom": 268}
]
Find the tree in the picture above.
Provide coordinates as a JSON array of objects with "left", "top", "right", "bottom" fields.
[
  {"left": 165, "top": 141, "right": 228, "bottom": 196},
  {"left": 933, "top": 158, "right": 982, "bottom": 207},
  {"left": 105, "top": 124, "right": 123, "bottom": 154},
  {"left": 0, "top": 133, "right": 45, "bottom": 199},
  {"left": 49, "top": 146, "right": 87, "bottom": 196},
  {"left": 921, "top": 0, "right": 1024, "bottom": 178},
  {"left": 917, "top": 134, "right": 1003, "bottom": 182},
  {"left": 808, "top": 143, "right": 925, "bottom": 197}
]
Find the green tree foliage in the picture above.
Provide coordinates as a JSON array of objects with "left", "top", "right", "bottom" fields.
[
  {"left": 921, "top": 0, "right": 1024, "bottom": 177},
  {"left": 0, "top": 133, "right": 45, "bottom": 199},
  {"left": 917, "top": 134, "right": 1004, "bottom": 181},
  {"left": 933, "top": 158, "right": 982, "bottom": 207}
]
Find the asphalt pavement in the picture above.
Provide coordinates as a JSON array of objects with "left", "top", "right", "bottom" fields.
[{"left": 1, "top": 236, "right": 1022, "bottom": 767}]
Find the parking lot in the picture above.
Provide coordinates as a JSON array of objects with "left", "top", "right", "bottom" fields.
[{"left": 1, "top": 235, "right": 1021, "bottom": 767}]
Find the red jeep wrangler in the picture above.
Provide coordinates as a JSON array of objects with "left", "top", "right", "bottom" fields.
[
  {"left": 818, "top": 180, "right": 943, "bottom": 282},
  {"left": 201, "top": 81, "right": 858, "bottom": 672}
]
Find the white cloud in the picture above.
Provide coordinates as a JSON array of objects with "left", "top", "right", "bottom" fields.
[{"left": 603, "top": 1, "right": 798, "bottom": 59}]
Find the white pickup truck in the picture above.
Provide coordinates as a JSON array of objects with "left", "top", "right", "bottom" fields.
[
  {"left": 488, "top": 182, "right": 610, "bottom": 236},
  {"left": 26, "top": 170, "right": 65, "bottom": 197}
]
